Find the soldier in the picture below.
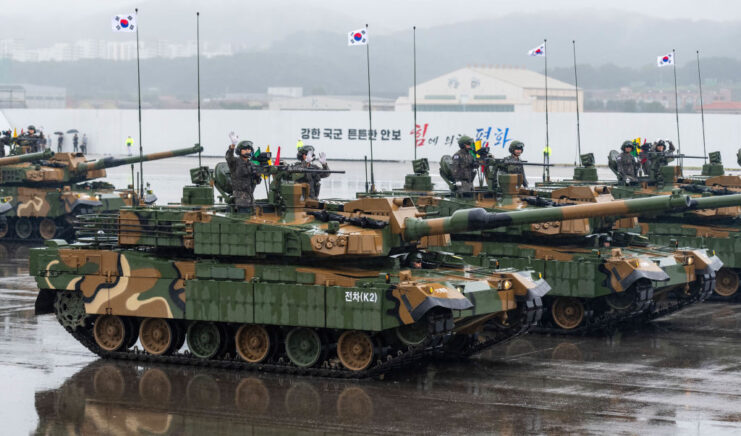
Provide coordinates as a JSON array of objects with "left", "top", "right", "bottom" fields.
[
  {"left": 125, "top": 136, "right": 134, "bottom": 156},
  {"left": 616, "top": 141, "right": 640, "bottom": 184},
  {"left": 451, "top": 135, "right": 476, "bottom": 192},
  {"left": 226, "top": 134, "right": 261, "bottom": 212},
  {"left": 292, "top": 145, "right": 329, "bottom": 199},
  {"left": 73, "top": 133, "right": 79, "bottom": 153},
  {"left": 57, "top": 134, "right": 63, "bottom": 152},
  {"left": 502, "top": 140, "right": 529, "bottom": 187},
  {"left": 81, "top": 134, "right": 88, "bottom": 153}
]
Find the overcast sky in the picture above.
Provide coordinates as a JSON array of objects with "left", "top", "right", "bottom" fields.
[{"left": 6, "top": 0, "right": 740, "bottom": 38}]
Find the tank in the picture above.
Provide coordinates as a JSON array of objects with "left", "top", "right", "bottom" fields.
[
  {"left": 368, "top": 156, "right": 732, "bottom": 333},
  {"left": 545, "top": 150, "right": 741, "bottom": 301},
  {"left": 0, "top": 145, "right": 202, "bottom": 241},
  {"left": 29, "top": 163, "right": 701, "bottom": 377}
]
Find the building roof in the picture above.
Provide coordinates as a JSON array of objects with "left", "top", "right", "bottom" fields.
[
  {"left": 700, "top": 101, "right": 741, "bottom": 111},
  {"left": 468, "top": 66, "right": 576, "bottom": 90}
]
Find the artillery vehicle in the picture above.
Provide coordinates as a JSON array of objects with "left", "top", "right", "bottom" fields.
[
  {"left": 30, "top": 158, "right": 706, "bottom": 377},
  {"left": 364, "top": 156, "right": 733, "bottom": 333},
  {"left": 0, "top": 145, "right": 202, "bottom": 241},
  {"left": 546, "top": 150, "right": 741, "bottom": 301}
]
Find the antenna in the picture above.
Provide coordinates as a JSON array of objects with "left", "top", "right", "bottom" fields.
[
  {"left": 135, "top": 8, "right": 144, "bottom": 200},
  {"left": 572, "top": 40, "right": 582, "bottom": 165},
  {"left": 413, "top": 26, "right": 417, "bottom": 160},
  {"left": 671, "top": 48, "right": 682, "bottom": 168},
  {"left": 696, "top": 50, "right": 707, "bottom": 162},
  {"left": 196, "top": 12, "right": 202, "bottom": 167},
  {"left": 365, "top": 24, "right": 375, "bottom": 191}
]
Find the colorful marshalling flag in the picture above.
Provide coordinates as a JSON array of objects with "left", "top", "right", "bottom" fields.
[
  {"left": 657, "top": 52, "right": 674, "bottom": 67},
  {"left": 348, "top": 28, "right": 368, "bottom": 46},
  {"left": 528, "top": 44, "right": 545, "bottom": 56},
  {"left": 112, "top": 14, "right": 137, "bottom": 32}
]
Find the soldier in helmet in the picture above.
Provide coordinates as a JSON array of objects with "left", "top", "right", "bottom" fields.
[
  {"left": 616, "top": 141, "right": 640, "bottom": 184},
  {"left": 226, "top": 132, "right": 261, "bottom": 212},
  {"left": 502, "top": 140, "right": 528, "bottom": 187},
  {"left": 292, "top": 145, "right": 329, "bottom": 199},
  {"left": 642, "top": 138, "right": 675, "bottom": 175},
  {"left": 451, "top": 135, "right": 477, "bottom": 192}
]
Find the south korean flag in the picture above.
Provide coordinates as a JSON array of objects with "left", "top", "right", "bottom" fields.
[
  {"left": 112, "top": 14, "right": 137, "bottom": 32},
  {"left": 348, "top": 28, "right": 368, "bottom": 46}
]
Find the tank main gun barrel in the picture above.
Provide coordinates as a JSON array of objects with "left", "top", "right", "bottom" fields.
[
  {"left": 688, "top": 193, "right": 741, "bottom": 210},
  {"left": 0, "top": 149, "right": 53, "bottom": 166},
  {"left": 402, "top": 193, "right": 695, "bottom": 241},
  {"left": 75, "top": 145, "right": 203, "bottom": 173}
]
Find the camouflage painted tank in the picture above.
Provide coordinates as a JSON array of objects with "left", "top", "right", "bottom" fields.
[
  {"left": 32, "top": 162, "right": 578, "bottom": 378},
  {"left": 0, "top": 145, "right": 202, "bottom": 241},
  {"left": 547, "top": 150, "right": 741, "bottom": 301},
  {"left": 366, "top": 157, "right": 732, "bottom": 333}
]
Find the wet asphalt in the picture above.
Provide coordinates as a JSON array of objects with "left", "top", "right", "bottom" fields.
[{"left": 2, "top": 159, "right": 739, "bottom": 435}]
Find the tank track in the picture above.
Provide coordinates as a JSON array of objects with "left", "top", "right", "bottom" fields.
[
  {"left": 642, "top": 272, "right": 716, "bottom": 322},
  {"left": 0, "top": 216, "right": 74, "bottom": 243},
  {"left": 60, "top": 319, "right": 443, "bottom": 380},
  {"left": 57, "top": 297, "right": 544, "bottom": 378},
  {"left": 534, "top": 281, "right": 654, "bottom": 336},
  {"left": 440, "top": 294, "right": 544, "bottom": 359},
  {"left": 535, "top": 274, "right": 715, "bottom": 336}
]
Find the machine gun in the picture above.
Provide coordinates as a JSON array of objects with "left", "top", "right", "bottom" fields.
[
  {"left": 680, "top": 184, "right": 735, "bottom": 196},
  {"left": 521, "top": 196, "right": 576, "bottom": 208},
  {"left": 307, "top": 209, "right": 388, "bottom": 229}
]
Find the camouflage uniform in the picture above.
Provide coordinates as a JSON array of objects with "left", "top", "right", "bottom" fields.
[
  {"left": 451, "top": 137, "right": 476, "bottom": 192},
  {"left": 642, "top": 140, "right": 675, "bottom": 175},
  {"left": 616, "top": 142, "right": 640, "bottom": 183},
  {"left": 292, "top": 160, "right": 329, "bottom": 199},
  {"left": 225, "top": 146, "right": 261, "bottom": 210},
  {"left": 502, "top": 140, "right": 528, "bottom": 187}
]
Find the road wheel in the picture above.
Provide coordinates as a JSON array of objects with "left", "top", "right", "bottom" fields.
[
  {"left": 38, "top": 218, "right": 57, "bottom": 240},
  {"left": 337, "top": 330, "right": 375, "bottom": 371},
  {"left": 235, "top": 324, "right": 271, "bottom": 363},
  {"left": 139, "top": 318, "right": 173, "bottom": 355},
  {"left": 93, "top": 315, "right": 127, "bottom": 351},
  {"left": 551, "top": 297, "right": 585, "bottom": 330},
  {"left": 284, "top": 327, "right": 322, "bottom": 368},
  {"left": 186, "top": 321, "right": 223, "bottom": 359},
  {"left": 14, "top": 217, "right": 33, "bottom": 239},
  {"left": 714, "top": 267, "right": 740, "bottom": 298}
]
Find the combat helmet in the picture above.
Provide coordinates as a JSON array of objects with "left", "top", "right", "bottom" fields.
[
  {"left": 620, "top": 141, "right": 634, "bottom": 152},
  {"left": 297, "top": 145, "right": 315, "bottom": 160},
  {"left": 457, "top": 135, "right": 473, "bottom": 149},
  {"left": 509, "top": 140, "right": 524, "bottom": 154},
  {"left": 27, "top": 125, "right": 36, "bottom": 133},
  {"left": 236, "top": 140, "right": 254, "bottom": 154}
]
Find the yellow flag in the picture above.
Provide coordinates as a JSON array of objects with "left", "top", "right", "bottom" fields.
[
  {"left": 474, "top": 140, "right": 482, "bottom": 151},
  {"left": 12, "top": 128, "right": 17, "bottom": 138},
  {"left": 543, "top": 145, "right": 552, "bottom": 156},
  {"left": 296, "top": 139, "right": 304, "bottom": 149}
]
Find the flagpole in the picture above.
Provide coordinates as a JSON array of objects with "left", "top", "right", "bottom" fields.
[
  {"left": 543, "top": 38, "right": 550, "bottom": 182},
  {"left": 572, "top": 40, "right": 582, "bottom": 165},
  {"left": 196, "top": 12, "right": 202, "bottom": 167},
  {"left": 413, "top": 26, "right": 417, "bottom": 161},
  {"left": 135, "top": 8, "right": 144, "bottom": 199},
  {"left": 672, "top": 48, "right": 681, "bottom": 168},
  {"left": 365, "top": 23, "right": 375, "bottom": 191},
  {"left": 696, "top": 50, "right": 707, "bottom": 162}
]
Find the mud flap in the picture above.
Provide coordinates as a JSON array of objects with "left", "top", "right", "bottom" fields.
[
  {"left": 70, "top": 199, "right": 102, "bottom": 212},
  {"left": 35, "top": 289, "right": 56, "bottom": 315}
]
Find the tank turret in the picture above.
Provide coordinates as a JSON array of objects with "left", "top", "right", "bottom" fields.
[{"left": 0, "top": 145, "right": 202, "bottom": 186}]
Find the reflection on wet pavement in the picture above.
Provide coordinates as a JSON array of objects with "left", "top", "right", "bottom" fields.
[{"left": 2, "top": 241, "right": 741, "bottom": 434}]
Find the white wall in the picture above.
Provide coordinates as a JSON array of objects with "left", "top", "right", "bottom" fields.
[{"left": 2, "top": 109, "right": 739, "bottom": 166}]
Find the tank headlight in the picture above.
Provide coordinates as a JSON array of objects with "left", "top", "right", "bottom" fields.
[
  {"left": 686, "top": 257, "right": 694, "bottom": 265},
  {"left": 127, "top": 193, "right": 132, "bottom": 199},
  {"left": 502, "top": 280, "right": 512, "bottom": 290}
]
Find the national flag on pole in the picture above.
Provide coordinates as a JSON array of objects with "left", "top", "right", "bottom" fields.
[
  {"left": 112, "top": 14, "right": 137, "bottom": 32},
  {"left": 528, "top": 44, "right": 545, "bottom": 56},
  {"left": 348, "top": 28, "right": 368, "bottom": 46},
  {"left": 657, "top": 52, "right": 674, "bottom": 67}
]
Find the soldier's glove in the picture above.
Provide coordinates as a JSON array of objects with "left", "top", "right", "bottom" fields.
[
  {"left": 228, "top": 131, "right": 238, "bottom": 145},
  {"left": 306, "top": 151, "right": 314, "bottom": 162},
  {"left": 318, "top": 152, "right": 327, "bottom": 165},
  {"left": 668, "top": 142, "right": 675, "bottom": 152}
]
